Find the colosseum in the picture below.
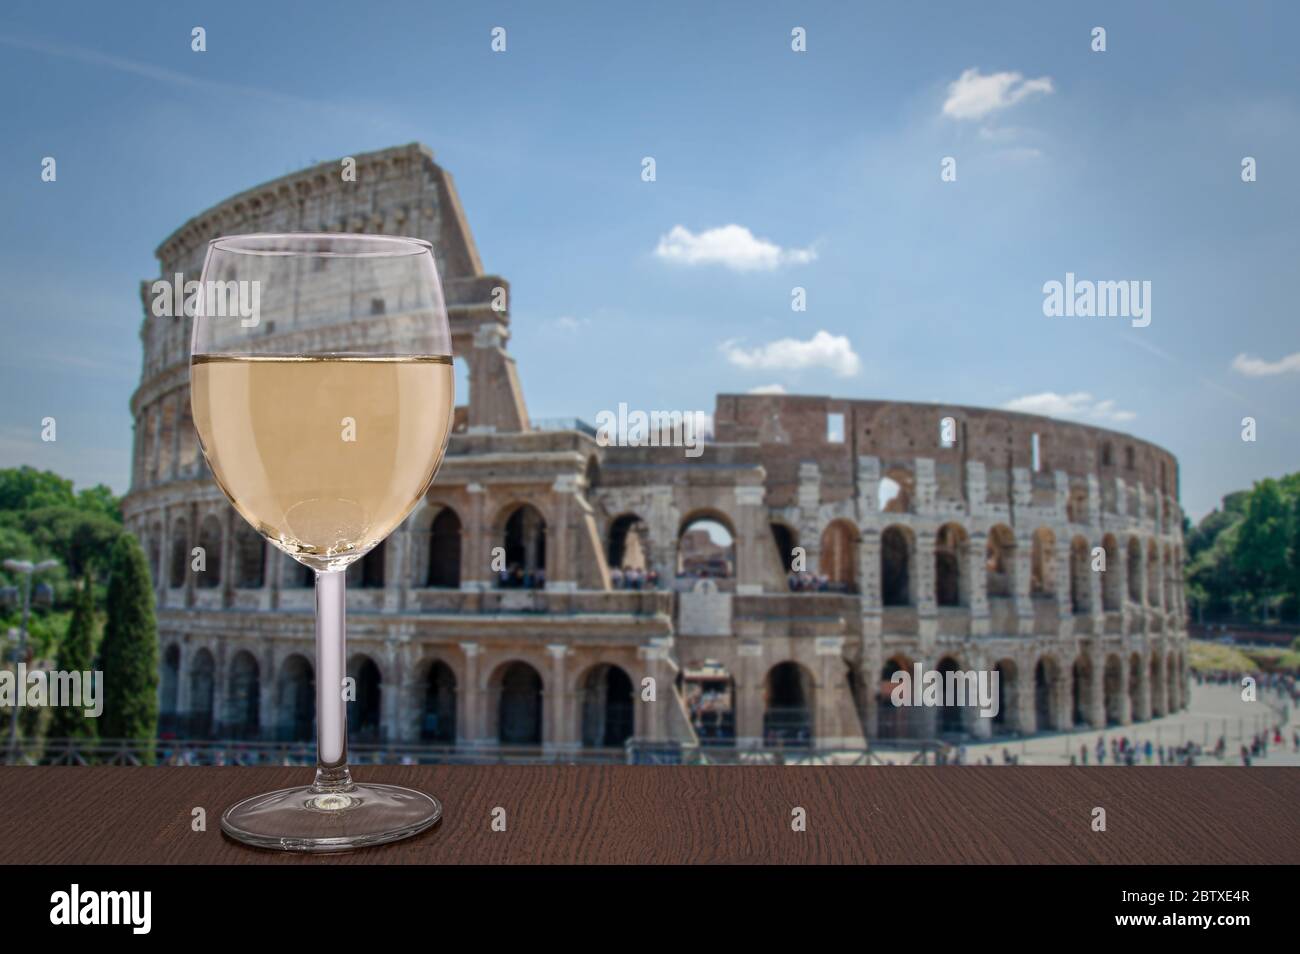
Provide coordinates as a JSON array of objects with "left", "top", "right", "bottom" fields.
[{"left": 122, "top": 142, "right": 1191, "bottom": 757}]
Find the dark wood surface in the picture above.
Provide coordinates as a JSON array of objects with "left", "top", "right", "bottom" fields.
[{"left": 1, "top": 765, "right": 1296, "bottom": 864}]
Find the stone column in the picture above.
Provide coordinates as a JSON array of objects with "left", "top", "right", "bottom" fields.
[
  {"left": 1117, "top": 655, "right": 1133, "bottom": 725},
  {"left": 383, "top": 528, "right": 406, "bottom": 612},
  {"left": 1133, "top": 656, "right": 1152, "bottom": 721},
  {"left": 458, "top": 642, "right": 485, "bottom": 745},
  {"left": 1087, "top": 649, "right": 1106, "bottom": 729},
  {"left": 733, "top": 485, "right": 767, "bottom": 594},
  {"left": 220, "top": 507, "right": 236, "bottom": 608},
  {"left": 545, "top": 643, "right": 573, "bottom": 752},
  {"left": 380, "top": 642, "right": 402, "bottom": 745},
  {"left": 814, "top": 637, "right": 844, "bottom": 748},
  {"left": 547, "top": 475, "right": 577, "bottom": 590},
  {"left": 967, "top": 532, "right": 989, "bottom": 633},
  {"left": 175, "top": 642, "right": 191, "bottom": 727},
  {"left": 184, "top": 502, "right": 199, "bottom": 608},
  {"left": 461, "top": 484, "right": 490, "bottom": 591},
  {"left": 734, "top": 641, "right": 765, "bottom": 748},
  {"left": 1016, "top": 654, "right": 1037, "bottom": 734},
  {"left": 1012, "top": 534, "right": 1034, "bottom": 634},
  {"left": 914, "top": 532, "right": 936, "bottom": 614},
  {"left": 259, "top": 646, "right": 276, "bottom": 740}
]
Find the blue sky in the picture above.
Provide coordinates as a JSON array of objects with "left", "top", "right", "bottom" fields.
[{"left": 0, "top": 1, "right": 1296, "bottom": 520}]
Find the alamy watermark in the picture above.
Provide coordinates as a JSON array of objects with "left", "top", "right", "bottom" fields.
[
  {"left": 0, "top": 664, "right": 102, "bottom": 717},
  {"left": 150, "top": 273, "right": 261, "bottom": 327},
  {"left": 890, "top": 663, "right": 1000, "bottom": 718},
  {"left": 1042, "top": 272, "right": 1150, "bottom": 328},
  {"left": 595, "top": 403, "right": 709, "bottom": 459}
]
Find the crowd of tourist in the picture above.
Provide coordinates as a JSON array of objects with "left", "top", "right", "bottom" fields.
[
  {"left": 786, "top": 571, "right": 852, "bottom": 593},
  {"left": 497, "top": 565, "right": 545, "bottom": 589},
  {"left": 611, "top": 566, "right": 660, "bottom": 589}
]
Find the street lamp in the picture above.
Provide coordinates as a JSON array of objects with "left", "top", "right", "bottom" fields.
[{"left": 4, "top": 558, "right": 60, "bottom": 763}]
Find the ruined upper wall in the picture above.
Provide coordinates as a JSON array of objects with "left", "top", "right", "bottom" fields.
[
  {"left": 138, "top": 143, "right": 502, "bottom": 381},
  {"left": 714, "top": 393, "right": 1180, "bottom": 508}
]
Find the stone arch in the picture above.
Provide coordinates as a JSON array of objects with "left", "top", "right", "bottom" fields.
[
  {"left": 1162, "top": 543, "right": 1176, "bottom": 610},
  {"left": 275, "top": 654, "right": 314, "bottom": 742},
  {"left": 350, "top": 541, "right": 386, "bottom": 590},
  {"left": 169, "top": 517, "right": 189, "bottom": 588},
  {"left": 426, "top": 507, "right": 462, "bottom": 588},
  {"left": 225, "top": 650, "right": 260, "bottom": 739},
  {"left": 934, "top": 523, "right": 969, "bottom": 607},
  {"left": 608, "top": 513, "right": 650, "bottom": 574},
  {"left": 1071, "top": 655, "right": 1093, "bottom": 728},
  {"left": 490, "top": 660, "right": 544, "bottom": 745},
  {"left": 1030, "top": 527, "right": 1056, "bottom": 598},
  {"left": 992, "top": 658, "right": 1018, "bottom": 735},
  {"left": 347, "top": 654, "right": 383, "bottom": 742},
  {"left": 188, "top": 648, "right": 215, "bottom": 736},
  {"left": 1101, "top": 533, "right": 1121, "bottom": 611},
  {"left": 763, "top": 661, "right": 814, "bottom": 747},
  {"left": 985, "top": 524, "right": 1016, "bottom": 598},
  {"left": 146, "top": 522, "right": 162, "bottom": 586},
  {"left": 282, "top": 553, "right": 313, "bottom": 588},
  {"left": 1103, "top": 654, "right": 1124, "bottom": 726},
  {"left": 1034, "top": 656, "right": 1062, "bottom": 731},
  {"left": 1146, "top": 540, "right": 1160, "bottom": 607},
  {"left": 819, "top": 519, "right": 860, "bottom": 592},
  {"left": 770, "top": 521, "right": 798, "bottom": 573},
  {"left": 160, "top": 643, "right": 180, "bottom": 726},
  {"left": 196, "top": 514, "right": 222, "bottom": 588},
  {"left": 880, "top": 525, "right": 912, "bottom": 606},
  {"left": 420, "top": 659, "right": 457, "bottom": 743},
  {"left": 935, "top": 656, "right": 964, "bottom": 735},
  {"left": 1166, "top": 652, "right": 1177, "bottom": 711},
  {"left": 498, "top": 503, "right": 548, "bottom": 588},
  {"left": 579, "top": 663, "right": 635, "bottom": 747},
  {"left": 877, "top": 655, "right": 915, "bottom": 740},
  {"left": 234, "top": 524, "right": 265, "bottom": 589},
  {"left": 1069, "top": 536, "right": 1091, "bottom": 614},
  {"left": 1127, "top": 537, "right": 1143, "bottom": 603},
  {"left": 677, "top": 511, "right": 735, "bottom": 580},
  {"left": 683, "top": 662, "right": 735, "bottom": 745}
]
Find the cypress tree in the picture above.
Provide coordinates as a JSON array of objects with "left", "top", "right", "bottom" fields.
[
  {"left": 47, "top": 572, "right": 99, "bottom": 743},
  {"left": 99, "top": 534, "right": 158, "bottom": 759}
]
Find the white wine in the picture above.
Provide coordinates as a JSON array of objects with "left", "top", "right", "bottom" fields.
[{"left": 191, "top": 354, "right": 454, "bottom": 571}]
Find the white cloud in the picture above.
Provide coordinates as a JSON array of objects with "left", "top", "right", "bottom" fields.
[
  {"left": 654, "top": 224, "right": 815, "bottom": 272},
  {"left": 550, "top": 315, "right": 589, "bottom": 333},
  {"left": 1002, "top": 391, "right": 1136, "bottom": 423},
  {"left": 1231, "top": 351, "right": 1300, "bottom": 377},
  {"left": 721, "top": 330, "right": 859, "bottom": 377},
  {"left": 942, "top": 68, "right": 1054, "bottom": 121},
  {"left": 747, "top": 383, "right": 788, "bottom": 395}
]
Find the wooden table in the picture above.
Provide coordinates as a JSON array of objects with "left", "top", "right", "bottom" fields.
[{"left": 1, "top": 765, "right": 1296, "bottom": 865}]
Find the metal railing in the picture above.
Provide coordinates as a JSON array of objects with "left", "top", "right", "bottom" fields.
[{"left": 11, "top": 737, "right": 957, "bottom": 767}]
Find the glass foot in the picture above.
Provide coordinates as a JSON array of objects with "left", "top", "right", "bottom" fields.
[{"left": 221, "top": 782, "right": 442, "bottom": 852}]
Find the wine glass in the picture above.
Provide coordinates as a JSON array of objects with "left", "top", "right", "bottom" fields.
[{"left": 190, "top": 233, "right": 454, "bottom": 851}]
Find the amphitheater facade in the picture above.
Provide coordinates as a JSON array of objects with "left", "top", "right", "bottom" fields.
[{"left": 121, "top": 143, "right": 1191, "bottom": 754}]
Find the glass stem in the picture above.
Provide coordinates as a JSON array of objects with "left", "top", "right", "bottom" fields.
[{"left": 313, "top": 568, "right": 353, "bottom": 793}]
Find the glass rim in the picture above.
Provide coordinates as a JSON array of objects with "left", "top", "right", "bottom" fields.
[{"left": 207, "top": 232, "right": 434, "bottom": 259}]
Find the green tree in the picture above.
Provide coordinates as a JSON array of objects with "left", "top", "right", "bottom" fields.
[
  {"left": 0, "top": 466, "right": 75, "bottom": 512},
  {"left": 1231, "top": 479, "right": 1291, "bottom": 616},
  {"left": 21, "top": 506, "right": 122, "bottom": 578},
  {"left": 98, "top": 535, "right": 158, "bottom": 757},
  {"left": 75, "top": 485, "right": 123, "bottom": 523},
  {"left": 47, "top": 574, "right": 99, "bottom": 742}
]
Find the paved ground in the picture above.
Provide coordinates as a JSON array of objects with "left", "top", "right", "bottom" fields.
[{"left": 956, "top": 681, "right": 1300, "bottom": 766}]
